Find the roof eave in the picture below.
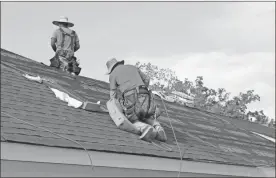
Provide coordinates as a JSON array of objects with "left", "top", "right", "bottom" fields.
[{"left": 1, "top": 142, "right": 274, "bottom": 177}]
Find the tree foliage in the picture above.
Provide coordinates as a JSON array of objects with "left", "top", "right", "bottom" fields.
[
  {"left": 136, "top": 62, "right": 274, "bottom": 126},
  {"left": 247, "top": 110, "right": 270, "bottom": 124}
]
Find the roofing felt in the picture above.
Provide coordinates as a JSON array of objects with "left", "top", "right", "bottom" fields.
[{"left": 1, "top": 48, "right": 275, "bottom": 168}]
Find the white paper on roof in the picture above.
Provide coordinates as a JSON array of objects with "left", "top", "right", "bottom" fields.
[{"left": 252, "top": 132, "right": 275, "bottom": 143}]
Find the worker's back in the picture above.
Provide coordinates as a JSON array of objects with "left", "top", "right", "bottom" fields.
[
  {"left": 111, "top": 64, "right": 145, "bottom": 93},
  {"left": 52, "top": 27, "right": 80, "bottom": 55}
]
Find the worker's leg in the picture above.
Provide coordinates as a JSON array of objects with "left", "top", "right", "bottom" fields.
[
  {"left": 59, "top": 56, "right": 69, "bottom": 71},
  {"left": 119, "top": 95, "right": 139, "bottom": 123},
  {"left": 143, "top": 92, "right": 167, "bottom": 142},
  {"left": 143, "top": 116, "right": 160, "bottom": 127},
  {"left": 58, "top": 50, "right": 75, "bottom": 73},
  {"left": 143, "top": 114, "right": 167, "bottom": 142},
  {"left": 131, "top": 92, "right": 166, "bottom": 142},
  {"left": 71, "top": 58, "right": 81, "bottom": 75},
  {"left": 147, "top": 90, "right": 157, "bottom": 118},
  {"left": 120, "top": 93, "right": 156, "bottom": 141},
  {"left": 50, "top": 55, "right": 60, "bottom": 68},
  {"left": 132, "top": 120, "right": 156, "bottom": 142},
  {"left": 135, "top": 93, "right": 150, "bottom": 120}
]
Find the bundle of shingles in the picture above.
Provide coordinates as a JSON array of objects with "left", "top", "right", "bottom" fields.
[
  {"left": 152, "top": 90, "right": 195, "bottom": 107},
  {"left": 171, "top": 91, "right": 195, "bottom": 107}
]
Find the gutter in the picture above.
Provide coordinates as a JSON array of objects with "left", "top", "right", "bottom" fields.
[{"left": 1, "top": 142, "right": 274, "bottom": 177}]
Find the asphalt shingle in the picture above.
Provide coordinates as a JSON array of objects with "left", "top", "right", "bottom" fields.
[{"left": 1, "top": 49, "right": 275, "bottom": 167}]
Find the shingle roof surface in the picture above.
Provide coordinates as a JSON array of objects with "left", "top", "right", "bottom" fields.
[{"left": 1, "top": 49, "right": 275, "bottom": 167}]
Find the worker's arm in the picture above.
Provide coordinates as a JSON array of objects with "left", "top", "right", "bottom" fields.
[
  {"left": 109, "top": 74, "right": 117, "bottom": 99},
  {"left": 51, "top": 38, "right": 57, "bottom": 52},
  {"left": 74, "top": 33, "right": 80, "bottom": 52},
  {"left": 138, "top": 69, "right": 150, "bottom": 87},
  {"left": 74, "top": 41, "right": 80, "bottom": 52},
  {"left": 51, "top": 30, "right": 58, "bottom": 52}
]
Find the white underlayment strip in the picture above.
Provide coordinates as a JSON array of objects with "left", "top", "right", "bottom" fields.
[{"left": 252, "top": 132, "right": 275, "bottom": 143}]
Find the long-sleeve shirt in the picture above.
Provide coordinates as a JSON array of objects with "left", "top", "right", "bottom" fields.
[{"left": 109, "top": 64, "right": 150, "bottom": 99}]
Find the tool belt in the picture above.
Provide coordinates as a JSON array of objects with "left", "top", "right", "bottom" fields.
[
  {"left": 121, "top": 86, "right": 148, "bottom": 108},
  {"left": 120, "top": 85, "right": 156, "bottom": 122},
  {"left": 50, "top": 49, "right": 73, "bottom": 68},
  {"left": 50, "top": 51, "right": 81, "bottom": 75},
  {"left": 123, "top": 85, "right": 149, "bottom": 97}
]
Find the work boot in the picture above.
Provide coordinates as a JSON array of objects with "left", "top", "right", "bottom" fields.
[
  {"left": 139, "top": 125, "right": 157, "bottom": 142},
  {"left": 154, "top": 125, "right": 167, "bottom": 142}
]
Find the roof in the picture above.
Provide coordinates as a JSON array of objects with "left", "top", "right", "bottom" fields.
[{"left": 1, "top": 48, "right": 275, "bottom": 168}]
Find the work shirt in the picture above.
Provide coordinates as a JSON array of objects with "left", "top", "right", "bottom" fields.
[
  {"left": 109, "top": 64, "right": 150, "bottom": 99},
  {"left": 51, "top": 27, "right": 80, "bottom": 54}
]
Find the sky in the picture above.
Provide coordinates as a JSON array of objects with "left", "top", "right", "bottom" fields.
[{"left": 1, "top": 2, "right": 275, "bottom": 119}]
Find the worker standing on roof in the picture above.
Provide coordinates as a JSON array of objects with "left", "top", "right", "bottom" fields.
[
  {"left": 50, "top": 16, "right": 81, "bottom": 76},
  {"left": 106, "top": 58, "right": 167, "bottom": 142}
]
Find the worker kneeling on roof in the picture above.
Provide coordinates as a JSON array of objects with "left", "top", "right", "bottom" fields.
[
  {"left": 106, "top": 58, "right": 167, "bottom": 142},
  {"left": 50, "top": 16, "right": 81, "bottom": 76}
]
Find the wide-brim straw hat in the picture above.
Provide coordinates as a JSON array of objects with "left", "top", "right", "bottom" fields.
[
  {"left": 105, "top": 58, "right": 124, "bottom": 75},
  {"left": 53, "top": 16, "right": 74, "bottom": 27}
]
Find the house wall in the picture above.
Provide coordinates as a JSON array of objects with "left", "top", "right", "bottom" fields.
[{"left": 1, "top": 160, "right": 229, "bottom": 177}]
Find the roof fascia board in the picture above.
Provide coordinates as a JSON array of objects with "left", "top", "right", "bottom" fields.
[
  {"left": 1, "top": 159, "right": 228, "bottom": 177},
  {"left": 1, "top": 142, "right": 274, "bottom": 177}
]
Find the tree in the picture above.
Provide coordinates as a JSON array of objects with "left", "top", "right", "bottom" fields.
[
  {"left": 223, "top": 90, "right": 261, "bottom": 119},
  {"left": 172, "top": 79, "right": 185, "bottom": 93},
  {"left": 135, "top": 62, "right": 159, "bottom": 81},
  {"left": 172, "top": 78, "right": 195, "bottom": 94},
  {"left": 136, "top": 62, "right": 179, "bottom": 91},
  {"left": 217, "top": 88, "right": 230, "bottom": 104},
  {"left": 246, "top": 110, "right": 270, "bottom": 125},
  {"left": 135, "top": 61, "right": 273, "bottom": 124}
]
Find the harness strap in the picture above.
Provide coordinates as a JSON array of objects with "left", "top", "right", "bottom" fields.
[
  {"left": 71, "top": 31, "right": 75, "bottom": 51},
  {"left": 59, "top": 28, "right": 66, "bottom": 48},
  {"left": 120, "top": 87, "right": 136, "bottom": 111},
  {"left": 59, "top": 28, "right": 75, "bottom": 51},
  {"left": 122, "top": 85, "right": 149, "bottom": 114},
  {"left": 146, "top": 89, "right": 151, "bottom": 113},
  {"left": 122, "top": 85, "right": 148, "bottom": 97}
]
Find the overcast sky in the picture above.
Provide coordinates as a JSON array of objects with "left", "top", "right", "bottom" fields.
[{"left": 1, "top": 2, "right": 275, "bottom": 119}]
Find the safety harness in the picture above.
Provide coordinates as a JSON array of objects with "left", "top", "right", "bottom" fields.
[
  {"left": 120, "top": 85, "right": 156, "bottom": 121},
  {"left": 56, "top": 27, "right": 76, "bottom": 59},
  {"left": 59, "top": 27, "right": 76, "bottom": 52}
]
